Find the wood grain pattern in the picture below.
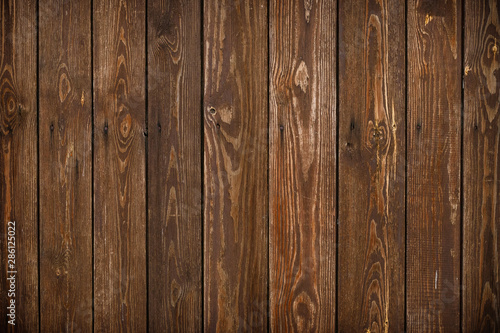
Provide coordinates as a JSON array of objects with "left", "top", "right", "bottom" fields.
[
  {"left": 204, "top": 0, "right": 268, "bottom": 331},
  {"left": 39, "top": 0, "right": 92, "bottom": 331},
  {"left": 93, "top": 0, "right": 147, "bottom": 331},
  {"left": 0, "top": 0, "right": 38, "bottom": 331},
  {"left": 463, "top": 0, "right": 500, "bottom": 331},
  {"left": 269, "top": 0, "right": 337, "bottom": 331},
  {"left": 338, "top": 0, "right": 405, "bottom": 331},
  {"left": 147, "top": 0, "right": 202, "bottom": 331},
  {"left": 407, "top": 0, "right": 462, "bottom": 331}
]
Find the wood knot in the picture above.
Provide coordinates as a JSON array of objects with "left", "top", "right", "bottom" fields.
[
  {"left": 119, "top": 114, "right": 132, "bottom": 137},
  {"left": 366, "top": 122, "right": 389, "bottom": 150},
  {"left": 209, "top": 107, "right": 216, "bottom": 115},
  {"left": 58, "top": 71, "right": 72, "bottom": 103},
  {"left": 424, "top": 14, "right": 433, "bottom": 25},
  {"left": 157, "top": 122, "right": 161, "bottom": 132},
  {"left": 294, "top": 61, "right": 309, "bottom": 92},
  {"left": 464, "top": 65, "right": 471, "bottom": 76}
]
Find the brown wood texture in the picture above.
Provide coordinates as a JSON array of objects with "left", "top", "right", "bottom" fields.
[
  {"left": 0, "top": 0, "right": 38, "bottom": 331},
  {"left": 93, "top": 0, "right": 147, "bottom": 331},
  {"left": 407, "top": 0, "right": 462, "bottom": 331},
  {"left": 203, "top": 0, "right": 268, "bottom": 331},
  {"left": 338, "top": 0, "right": 406, "bottom": 331},
  {"left": 147, "top": 0, "right": 202, "bottom": 331},
  {"left": 4, "top": 1, "right": 500, "bottom": 331},
  {"left": 39, "top": 0, "right": 92, "bottom": 331},
  {"left": 269, "top": 0, "right": 337, "bottom": 331},
  {"left": 463, "top": 0, "right": 500, "bottom": 331}
]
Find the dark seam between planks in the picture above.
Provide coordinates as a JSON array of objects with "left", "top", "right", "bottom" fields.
[
  {"left": 335, "top": 0, "right": 340, "bottom": 331},
  {"left": 459, "top": 0, "right": 465, "bottom": 330},
  {"left": 36, "top": 0, "right": 41, "bottom": 331},
  {"left": 200, "top": 0, "right": 205, "bottom": 329},
  {"left": 144, "top": 0, "right": 149, "bottom": 330},
  {"left": 404, "top": 0, "right": 408, "bottom": 331},
  {"left": 91, "top": 0, "right": 95, "bottom": 330},
  {"left": 267, "top": 0, "right": 270, "bottom": 331}
]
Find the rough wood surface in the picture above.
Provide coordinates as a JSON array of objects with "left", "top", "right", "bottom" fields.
[
  {"left": 407, "top": 0, "right": 462, "bottom": 331},
  {"left": 269, "top": 0, "right": 337, "bottom": 331},
  {"left": 39, "top": 0, "right": 92, "bottom": 331},
  {"left": 93, "top": 0, "right": 147, "bottom": 331},
  {"left": 338, "top": 0, "right": 406, "bottom": 331},
  {"left": 147, "top": 0, "right": 202, "bottom": 331},
  {"left": 203, "top": 0, "right": 268, "bottom": 331},
  {"left": 0, "top": 0, "right": 38, "bottom": 331},
  {"left": 463, "top": 0, "right": 500, "bottom": 331}
]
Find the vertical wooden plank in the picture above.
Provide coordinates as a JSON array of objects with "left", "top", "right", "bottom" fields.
[
  {"left": 407, "top": 0, "right": 462, "bottom": 330},
  {"left": 93, "top": 0, "right": 146, "bottom": 331},
  {"left": 147, "top": 0, "right": 202, "bottom": 331},
  {"left": 337, "top": 0, "right": 406, "bottom": 331},
  {"left": 463, "top": 0, "right": 500, "bottom": 331},
  {"left": 38, "top": 0, "right": 92, "bottom": 330},
  {"left": 269, "top": 0, "right": 336, "bottom": 331},
  {"left": 204, "top": 0, "right": 268, "bottom": 331},
  {"left": 0, "top": 0, "right": 38, "bottom": 330}
]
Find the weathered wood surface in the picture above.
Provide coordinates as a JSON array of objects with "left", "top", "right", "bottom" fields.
[
  {"left": 269, "top": 0, "right": 337, "bottom": 331},
  {"left": 204, "top": 0, "right": 268, "bottom": 331},
  {"left": 93, "top": 0, "right": 147, "bottom": 331},
  {"left": 39, "top": 0, "right": 92, "bottom": 331},
  {"left": 2, "top": 0, "right": 500, "bottom": 331},
  {"left": 147, "top": 0, "right": 202, "bottom": 331},
  {"left": 0, "top": 0, "right": 38, "bottom": 331},
  {"left": 407, "top": 0, "right": 462, "bottom": 331},
  {"left": 338, "top": 0, "right": 406, "bottom": 331},
  {"left": 463, "top": 0, "right": 500, "bottom": 331}
]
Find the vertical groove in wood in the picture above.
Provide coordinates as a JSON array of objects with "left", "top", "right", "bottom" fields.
[
  {"left": 38, "top": 0, "right": 92, "bottom": 330},
  {"left": 93, "top": 0, "right": 147, "bottom": 331},
  {"left": 406, "top": 0, "right": 462, "bottom": 331},
  {"left": 463, "top": 0, "right": 500, "bottom": 331},
  {"left": 269, "top": 0, "right": 337, "bottom": 331},
  {"left": 338, "top": 0, "right": 406, "bottom": 331},
  {"left": 0, "top": 0, "right": 38, "bottom": 331},
  {"left": 147, "top": 0, "right": 202, "bottom": 331},
  {"left": 203, "top": 1, "right": 268, "bottom": 331}
]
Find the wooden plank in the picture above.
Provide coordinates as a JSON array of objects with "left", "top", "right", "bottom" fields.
[
  {"left": 147, "top": 0, "right": 202, "bottom": 330},
  {"left": 407, "top": 0, "right": 462, "bottom": 330},
  {"left": 0, "top": 0, "right": 38, "bottom": 330},
  {"left": 93, "top": 0, "right": 147, "bottom": 331},
  {"left": 269, "top": 0, "right": 336, "bottom": 330},
  {"left": 337, "top": 0, "right": 406, "bottom": 331},
  {"left": 203, "top": 0, "right": 268, "bottom": 330},
  {"left": 38, "top": 0, "right": 92, "bottom": 331},
  {"left": 463, "top": 0, "right": 500, "bottom": 331}
]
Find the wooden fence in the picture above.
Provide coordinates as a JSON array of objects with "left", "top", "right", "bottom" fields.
[{"left": 1, "top": 0, "right": 499, "bottom": 331}]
